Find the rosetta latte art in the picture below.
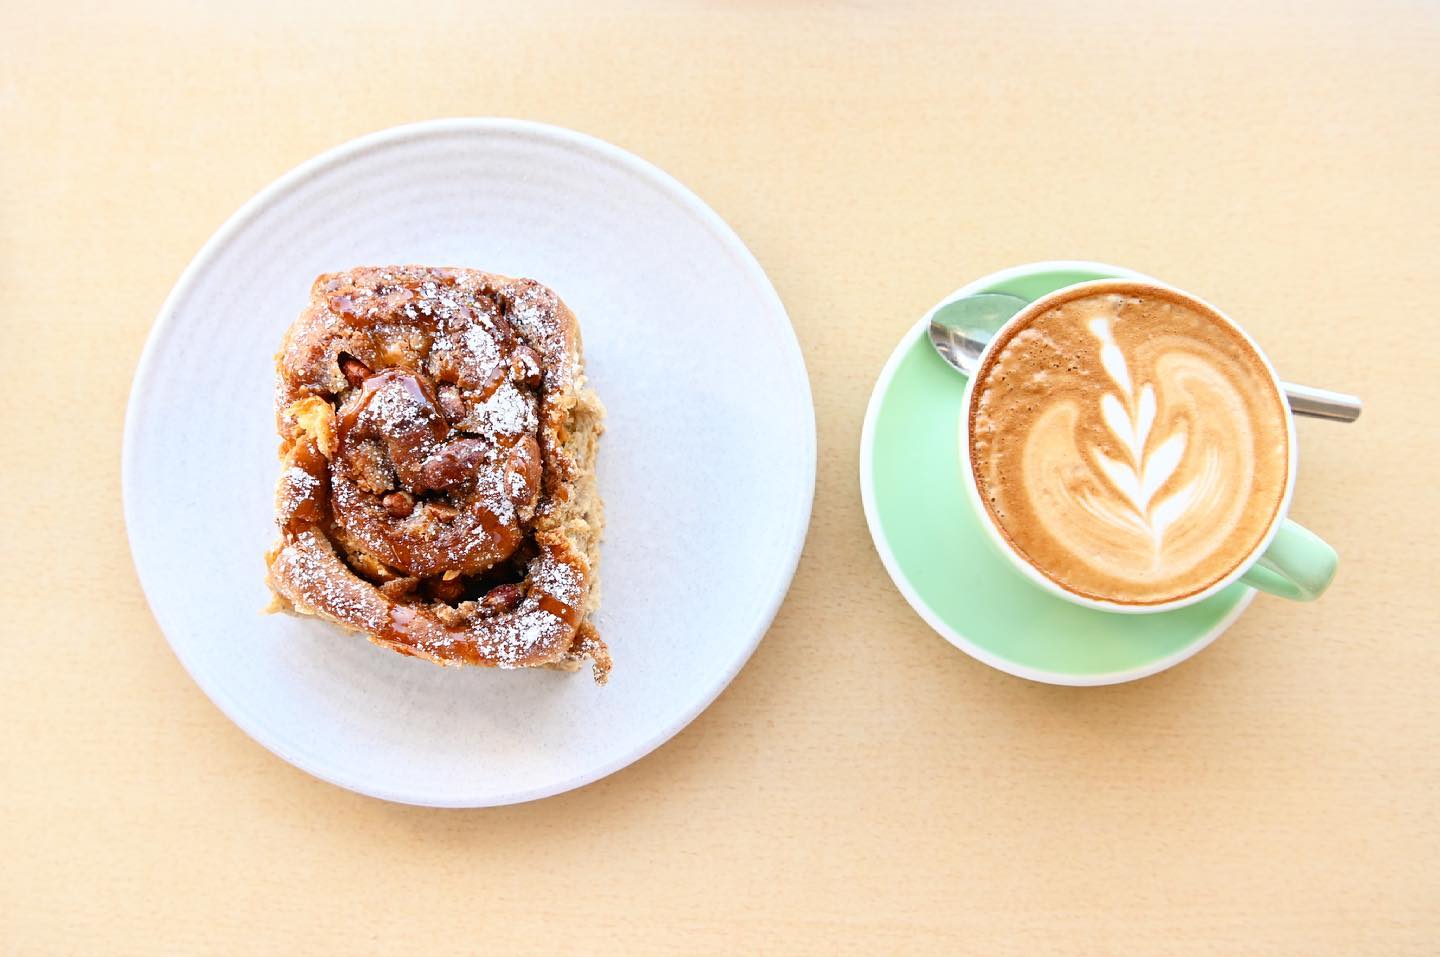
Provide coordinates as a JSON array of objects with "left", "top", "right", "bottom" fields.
[
  {"left": 1080, "top": 316, "right": 1219, "bottom": 554},
  {"left": 969, "top": 282, "right": 1290, "bottom": 605}
]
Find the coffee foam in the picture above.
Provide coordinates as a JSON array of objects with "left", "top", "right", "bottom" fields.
[{"left": 968, "top": 282, "right": 1289, "bottom": 605}]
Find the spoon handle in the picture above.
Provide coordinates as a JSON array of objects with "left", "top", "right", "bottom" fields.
[{"left": 1283, "top": 382, "right": 1362, "bottom": 422}]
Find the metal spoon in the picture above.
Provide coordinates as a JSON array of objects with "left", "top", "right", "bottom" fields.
[{"left": 928, "top": 293, "right": 1362, "bottom": 422}]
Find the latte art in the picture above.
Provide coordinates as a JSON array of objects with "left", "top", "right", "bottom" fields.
[
  {"left": 968, "top": 282, "right": 1289, "bottom": 605},
  {"left": 1081, "top": 316, "right": 1215, "bottom": 553}
]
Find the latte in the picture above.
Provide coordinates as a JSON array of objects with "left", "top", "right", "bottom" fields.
[{"left": 968, "top": 281, "right": 1290, "bottom": 605}]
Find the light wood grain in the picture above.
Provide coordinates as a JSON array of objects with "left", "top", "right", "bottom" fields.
[{"left": 3, "top": 1, "right": 1438, "bottom": 953}]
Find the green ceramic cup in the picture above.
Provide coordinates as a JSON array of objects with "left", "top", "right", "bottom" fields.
[
  {"left": 958, "top": 277, "right": 1338, "bottom": 615},
  {"left": 860, "top": 260, "right": 1339, "bottom": 684}
]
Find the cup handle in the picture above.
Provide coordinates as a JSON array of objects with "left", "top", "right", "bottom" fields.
[{"left": 1238, "top": 520, "right": 1338, "bottom": 601}]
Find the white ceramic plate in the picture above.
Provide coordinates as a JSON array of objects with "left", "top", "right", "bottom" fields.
[{"left": 123, "top": 119, "right": 815, "bottom": 807}]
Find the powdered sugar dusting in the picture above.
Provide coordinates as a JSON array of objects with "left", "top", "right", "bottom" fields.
[
  {"left": 283, "top": 465, "right": 317, "bottom": 489},
  {"left": 278, "top": 466, "right": 318, "bottom": 512},
  {"left": 460, "top": 321, "right": 500, "bottom": 370},
  {"left": 474, "top": 605, "right": 567, "bottom": 669},
  {"left": 478, "top": 381, "right": 537, "bottom": 438},
  {"left": 363, "top": 380, "right": 430, "bottom": 433},
  {"left": 273, "top": 532, "right": 385, "bottom": 632},
  {"left": 506, "top": 467, "right": 528, "bottom": 501},
  {"left": 531, "top": 557, "right": 583, "bottom": 605},
  {"left": 506, "top": 283, "right": 554, "bottom": 335},
  {"left": 473, "top": 468, "right": 516, "bottom": 527}
]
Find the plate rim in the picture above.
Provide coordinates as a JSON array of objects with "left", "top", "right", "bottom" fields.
[
  {"left": 122, "top": 117, "right": 817, "bottom": 806},
  {"left": 857, "top": 259, "right": 1253, "bottom": 687}
]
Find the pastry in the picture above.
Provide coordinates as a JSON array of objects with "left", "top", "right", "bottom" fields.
[{"left": 265, "top": 266, "right": 609, "bottom": 682}]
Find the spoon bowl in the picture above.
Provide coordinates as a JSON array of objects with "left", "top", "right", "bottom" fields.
[{"left": 925, "top": 293, "right": 1028, "bottom": 376}]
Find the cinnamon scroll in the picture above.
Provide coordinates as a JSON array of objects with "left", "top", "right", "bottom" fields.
[{"left": 265, "top": 266, "right": 608, "bottom": 681}]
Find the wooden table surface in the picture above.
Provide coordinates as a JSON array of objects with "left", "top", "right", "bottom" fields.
[{"left": 4, "top": 2, "right": 1438, "bottom": 953}]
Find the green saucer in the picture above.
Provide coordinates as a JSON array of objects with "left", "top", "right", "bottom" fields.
[{"left": 859, "top": 261, "right": 1254, "bottom": 685}]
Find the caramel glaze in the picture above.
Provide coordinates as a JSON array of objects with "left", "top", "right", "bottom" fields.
[{"left": 266, "top": 266, "right": 603, "bottom": 674}]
